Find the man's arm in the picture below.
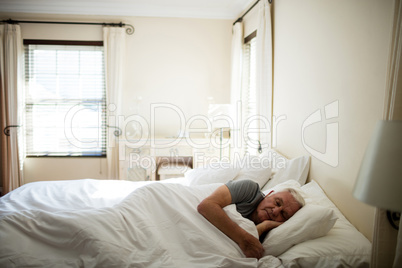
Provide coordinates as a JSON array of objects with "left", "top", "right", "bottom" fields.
[
  {"left": 197, "top": 185, "right": 264, "bottom": 259},
  {"left": 256, "top": 220, "right": 283, "bottom": 236}
]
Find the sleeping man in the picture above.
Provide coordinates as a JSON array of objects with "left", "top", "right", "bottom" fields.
[{"left": 197, "top": 179, "right": 305, "bottom": 259}]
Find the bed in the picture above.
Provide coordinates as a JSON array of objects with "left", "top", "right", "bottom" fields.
[{"left": 0, "top": 151, "right": 371, "bottom": 268}]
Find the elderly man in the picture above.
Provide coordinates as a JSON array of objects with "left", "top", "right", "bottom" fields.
[{"left": 197, "top": 179, "right": 305, "bottom": 259}]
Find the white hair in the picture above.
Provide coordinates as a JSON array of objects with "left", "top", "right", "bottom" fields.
[{"left": 276, "top": 187, "right": 305, "bottom": 208}]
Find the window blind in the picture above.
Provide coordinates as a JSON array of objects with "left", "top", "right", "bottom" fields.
[
  {"left": 24, "top": 43, "right": 107, "bottom": 156},
  {"left": 241, "top": 37, "right": 258, "bottom": 155}
]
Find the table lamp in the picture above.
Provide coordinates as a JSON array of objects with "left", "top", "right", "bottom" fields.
[{"left": 353, "top": 120, "right": 402, "bottom": 267}]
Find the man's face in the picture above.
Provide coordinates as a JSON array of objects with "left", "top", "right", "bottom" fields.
[{"left": 254, "top": 191, "right": 301, "bottom": 224}]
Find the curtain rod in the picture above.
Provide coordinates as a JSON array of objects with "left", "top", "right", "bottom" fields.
[
  {"left": 1, "top": 19, "right": 135, "bottom": 35},
  {"left": 233, "top": 0, "right": 272, "bottom": 26}
]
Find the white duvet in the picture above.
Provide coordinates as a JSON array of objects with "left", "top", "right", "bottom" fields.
[{"left": 0, "top": 179, "right": 282, "bottom": 268}]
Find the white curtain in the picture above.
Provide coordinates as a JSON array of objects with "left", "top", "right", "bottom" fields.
[
  {"left": 230, "top": 22, "right": 243, "bottom": 157},
  {"left": 0, "top": 23, "right": 24, "bottom": 194},
  {"left": 230, "top": 22, "right": 243, "bottom": 106},
  {"left": 103, "top": 27, "right": 125, "bottom": 180},
  {"left": 255, "top": 0, "right": 273, "bottom": 151}
]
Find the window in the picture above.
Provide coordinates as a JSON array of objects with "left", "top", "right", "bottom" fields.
[
  {"left": 24, "top": 40, "right": 106, "bottom": 157},
  {"left": 241, "top": 33, "right": 258, "bottom": 155}
]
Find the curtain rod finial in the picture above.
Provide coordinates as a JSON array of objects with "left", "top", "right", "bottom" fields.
[{"left": 125, "top": 24, "right": 135, "bottom": 35}]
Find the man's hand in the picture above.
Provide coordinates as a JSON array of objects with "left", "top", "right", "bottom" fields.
[
  {"left": 238, "top": 233, "right": 265, "bottom": 259},
  {"left": 256, "top": 220, "right": 283, "bottom": 236}
]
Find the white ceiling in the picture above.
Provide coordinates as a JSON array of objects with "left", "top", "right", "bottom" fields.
[{"left": 0, "top": 0, "right": 255, "bottom": 20}]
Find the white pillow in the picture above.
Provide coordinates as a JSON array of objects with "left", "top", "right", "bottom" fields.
[
  {"left": 278, "top": 180, "right": 372, "bottom": 267},
  {"left": 262, "top": 154, "right": 310, "bottom": 191},
  {"left": 185, "top": 166, "right": 240, "bottom": 186},
  {"left": 262, "top": 204, "right": 338, "bottom": 257},
  {"left": 233, "top": 166, "right": 272, "bottom": 189}
]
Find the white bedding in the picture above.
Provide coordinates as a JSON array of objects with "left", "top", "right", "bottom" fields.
[
  {"left": 0, "top": 177, "right": 371, "bottom": 268},
  {"left": 0, "top": 179, "right": 282, "bottom": 268}
]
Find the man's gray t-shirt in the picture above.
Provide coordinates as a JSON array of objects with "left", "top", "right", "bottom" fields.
[{"left": 226, "top": 180, "right": 265, "bottom": 219}]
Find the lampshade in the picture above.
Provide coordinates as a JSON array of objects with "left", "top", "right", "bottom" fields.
[{"left": 353, "top": 120, "right": 402, "bottom": 212}]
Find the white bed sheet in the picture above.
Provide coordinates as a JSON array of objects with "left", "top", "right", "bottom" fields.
[
  {"left": 0, "top": 179, "right": 282, "bottom": 268},
  {"left": 0, "top": 178, "right": 371, "bottom": 268}
]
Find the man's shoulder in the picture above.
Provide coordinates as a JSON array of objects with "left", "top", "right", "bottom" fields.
[
  {"left": 226, "top": 179, "right": 259, "bottom": 189},
  {"left": 226, "top": 180, "right": 261, "bottom": 203}
]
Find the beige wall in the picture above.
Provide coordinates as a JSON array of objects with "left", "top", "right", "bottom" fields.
[
  {"left": 271, "top": 0, "right": 393, "bottom": 241},
  {"left": 0, "top": 13, "right": 232, "bottom": 183}
]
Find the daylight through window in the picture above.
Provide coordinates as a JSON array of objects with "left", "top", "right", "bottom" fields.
[
  {"left": 24, "top": 42, "right": 106, "bottom": 156},
  {"left": 241, "top": 36, "right": 258, "bottom": 155}
]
